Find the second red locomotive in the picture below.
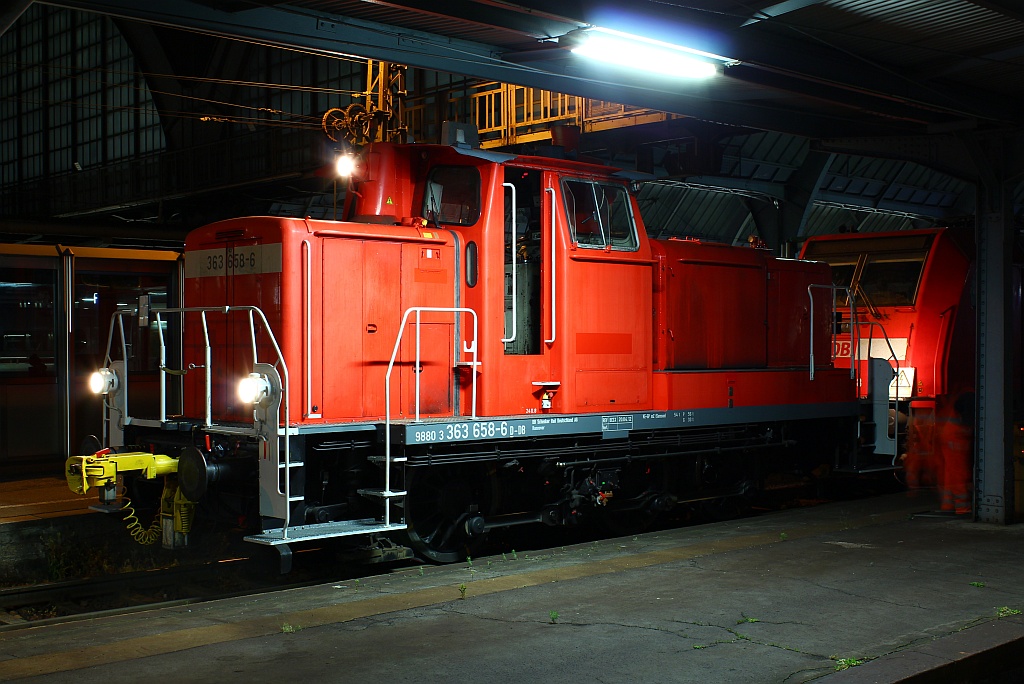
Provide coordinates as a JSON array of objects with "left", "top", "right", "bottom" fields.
[{"left": 68, "top": 130, "right": 863, "bottom": 564}]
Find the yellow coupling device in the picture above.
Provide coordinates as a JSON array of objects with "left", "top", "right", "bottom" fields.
[
  {"left": 65, "top": 450, "right": 196, "bottom": 548},
  {"left": 65, "top": 449, "right": 179, "bottom": 500}
]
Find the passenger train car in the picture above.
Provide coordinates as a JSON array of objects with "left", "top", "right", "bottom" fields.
[
  {"left": 67, "top": 132, "right": 869, "bottom": 565},
  {"left": 0, "top": 244, "right": 180, "bottom": 474}
]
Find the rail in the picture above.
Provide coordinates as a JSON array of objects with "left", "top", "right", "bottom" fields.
[
  {"left": 807, "top": 284, "right": 856, "bottom": 381},
  {"left": 384, "top": 306, "right": 478, "bottom": 526}
]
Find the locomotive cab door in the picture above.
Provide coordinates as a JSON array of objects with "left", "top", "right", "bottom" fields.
[
  {"left": 556, "top": 175, "right": 653, "bottom": 412},
  {"left": 495, "top": 166, "right": 558, "bottom": 414}
]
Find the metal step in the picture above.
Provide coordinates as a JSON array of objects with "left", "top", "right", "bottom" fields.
[
  {"left": 834, "top": 464, "right": 902, "bottom": 474},
  {"left": 244, "top": 519, "right": 408, "bottom": 545},
  {"left": 357, "top": 488, "right": 408, "bottom": 498},
  {"left": 367, "top": 455, "right": 408, "bottom": 463}
]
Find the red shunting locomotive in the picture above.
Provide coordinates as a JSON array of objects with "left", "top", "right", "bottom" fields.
[{"left": 69, "top": 133, "right": 863, "bottom": 564}]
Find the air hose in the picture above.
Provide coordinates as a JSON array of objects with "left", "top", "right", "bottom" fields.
[{"left": 121, "top": 498, "right": 162, "bottom": 545}]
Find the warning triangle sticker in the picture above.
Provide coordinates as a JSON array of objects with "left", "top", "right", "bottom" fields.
[
  {"left": 888, "top": 367, "right": 915, "bottom": 400},
  {"left": 386, "top": 196, "right": 394, "bottom": 205}
]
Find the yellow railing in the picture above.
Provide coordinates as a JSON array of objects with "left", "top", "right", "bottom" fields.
[{"left": 405, "top": 83, "right": 680, "bottom": 148}]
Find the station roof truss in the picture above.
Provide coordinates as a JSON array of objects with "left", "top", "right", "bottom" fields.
[
  {"left": 4, "top": 0, "right": 1020, "bottom": 242},
  {"left": 38, "top": 0, "right": 1024, "bottom": 139}
]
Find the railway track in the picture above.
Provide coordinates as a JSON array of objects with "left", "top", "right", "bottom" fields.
[
  {"left": 0, "top": 559, "right": 260, "bottom": 627},
  {"left": 0, "top": 476, "right": 900, "bottom": 629},
  {"left": 0, "top": 547, "right": 418, "bottom": 630}
]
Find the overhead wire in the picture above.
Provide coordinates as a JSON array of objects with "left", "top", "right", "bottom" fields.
[{"left": 0, "top": 57, "right": 355, "bottom": 130}]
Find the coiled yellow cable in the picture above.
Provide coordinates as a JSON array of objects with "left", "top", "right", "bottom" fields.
[{"left": 121, "top": 498, "right": 162, "bottom": 545}]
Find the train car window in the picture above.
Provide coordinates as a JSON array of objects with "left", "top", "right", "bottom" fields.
[
  {"left": 802, "top": 233, "right": 933, "bottom": 309},
  {"left": 0, "top": 268, "right": 56, "bottom": 376},
  {"left": 829, "top": 262, "right": 857, "bottom": 307},
  {"left": 561, "top": 179, "right": 638, "bottom": 251},
  {"left": 422, "top": 166, "right": 481, "bottom": 226},
  {"left": 858, "top": 258, "right": 926, "bottom": 306}
]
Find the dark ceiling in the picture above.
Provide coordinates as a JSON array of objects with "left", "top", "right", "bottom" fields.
[{"left": 42, "top": 0, "right": 1024, "bottom": 139}]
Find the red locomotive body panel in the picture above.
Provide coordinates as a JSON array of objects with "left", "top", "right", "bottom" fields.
[
  {"left": 176, "top": 142, "right": 858, "bottom": 428},
  {"left": 649, "top": 237, "right": 851, "bottom": 414},
  {"left": 183, "top": 216, "right": 459, "bottom": 425},
  {"left": 767, "top": 257, "right": 833, "bottom": 368},
  {"left": 652, "top": 238, "right": 768, "bottom": 370}
]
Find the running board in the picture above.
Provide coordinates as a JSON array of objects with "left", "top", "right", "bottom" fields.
[
  {"left": 244, "top": 519, "right": 407, "bottom": 545},
  {"left": 834, "top": 464, "right": 902, "bottom": 474}
]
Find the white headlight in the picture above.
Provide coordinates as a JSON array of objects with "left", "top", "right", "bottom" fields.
[
  {"left": 238, "top": 373, "right": 272, "bottom": 405},
  {"left": 335, "top": 154, "right": 357, "bottom": 177},
  {"left": 89, "top": 367, "right": 119, "bottom": 395}
]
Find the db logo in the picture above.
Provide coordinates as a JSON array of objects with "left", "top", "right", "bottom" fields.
[{"left": 834, "top": 341, "right": 852, "bottom": 358}]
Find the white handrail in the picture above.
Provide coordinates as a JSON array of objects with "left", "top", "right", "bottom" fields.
[
  {"left": 501, "top": 182, "right": 517, "bottom": 345},
  {"left": 99, "top": 305, "right": 292, "bottom": 527},
  {"left": 156, "top": 311, "right": 167, "bottom": 422},
  {"left": 384, "top": 306, "right": 478, "bottom": 527},
  {"left": 807, "top": 284, "right": 855, "bottom": 381},
  {"left": 302, "top": 240, "right": 320, "bottom": 418},
  {"left": 544, "top": 186, "right": 557, "bottom": 345},
  {"left": 200, "top": 311, "right": 212, "bottom": 427}
]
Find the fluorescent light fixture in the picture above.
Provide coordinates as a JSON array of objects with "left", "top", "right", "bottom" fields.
[{"left": 570, "top": 27, "right": 733, "bottom": 79}]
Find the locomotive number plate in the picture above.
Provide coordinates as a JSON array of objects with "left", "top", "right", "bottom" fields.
[{"left": 185, "top": 244, "right": 283, "bottom": 278}]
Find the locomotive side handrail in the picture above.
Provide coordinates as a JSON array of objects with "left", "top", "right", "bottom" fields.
[
  {"left": 501, "top": 182, "right": 518, "bottom": 346},
  {"left": 384, "top": 306, "right": 479, "bottom": 527},
  {"left": 544, "top": 187, "right": 557, "bottom": 345},
  {"left": 106, "top": 305, "right": 290, "bottom": 422},
  {"left": 807, "top": 284, "right": 856, "bottom": 381}
]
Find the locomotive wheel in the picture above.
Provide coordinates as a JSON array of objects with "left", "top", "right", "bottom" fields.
[
  {"left": 404, "top": 463, "right": 493, "bottom": 563},
  {"left": 597, "top": 461, "right": 668, "bottom": 535}
]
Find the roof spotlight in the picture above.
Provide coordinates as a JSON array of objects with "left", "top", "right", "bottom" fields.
[
  {"left": 89, "top": 367, "right": 119, "bottom": 395},
  {"left": 238, "top": 373, "right": 273, "bottom": 406}
]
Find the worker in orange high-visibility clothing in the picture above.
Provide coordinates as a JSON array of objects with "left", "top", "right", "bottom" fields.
[
  {"left": 901, "top": 410, "right": 938, "bottom": 493},
  {"left": 935, "top": 391, "right": 975, "bottom": 515}
]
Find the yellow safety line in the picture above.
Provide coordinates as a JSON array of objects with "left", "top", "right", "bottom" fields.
[{"left": 0, "top": 505, "right": 915, "bottom": 680}]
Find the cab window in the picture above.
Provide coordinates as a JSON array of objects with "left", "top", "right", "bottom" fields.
[
  {"left": 562, "top": 179, "right": 638, "bottom": 251},
  {"left": 422, "top": 166, "right": 481, "bottom": 226}
]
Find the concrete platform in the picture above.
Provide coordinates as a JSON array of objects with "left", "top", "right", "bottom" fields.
[
  {"left": 1, "top": 492, "right": 1022, "bottom": 683},
  {"left": 0, "top": 476, "right": 94, "bottom": 525}
]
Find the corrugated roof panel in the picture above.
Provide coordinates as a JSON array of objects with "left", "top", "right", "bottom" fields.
[
  {"left": 637, "top": 182, "right": 750, "bottom": 242},
  {"left": 801, "top": 204, "right": 926, "bottom": 238},
  {"left": 290, "top": 0, "right": 572, "bottom": 48},
  {"left": 787, "top": 0, "right": 1024, "bottom": 93}
]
